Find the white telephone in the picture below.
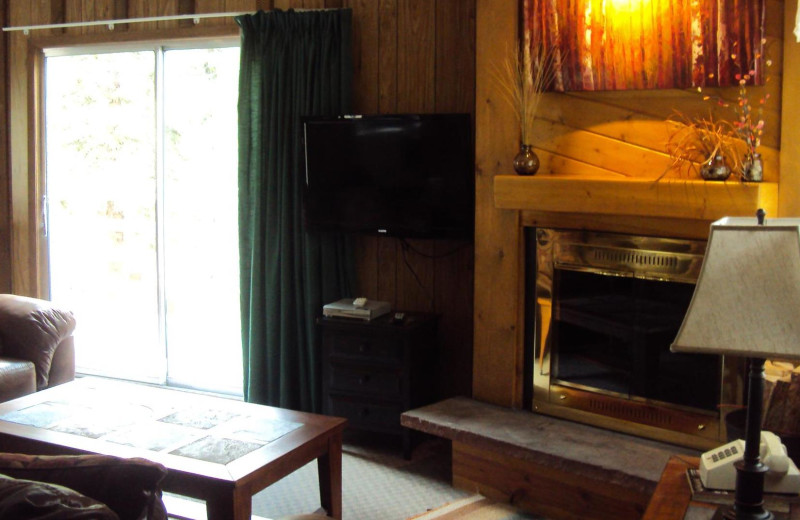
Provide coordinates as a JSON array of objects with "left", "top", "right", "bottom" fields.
[{"left": 700, "top": 431, "right": 800, "bottom": 494}]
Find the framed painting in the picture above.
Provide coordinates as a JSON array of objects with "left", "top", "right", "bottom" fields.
[{"left": 523, "top": 0, "right": 766, "bottom": 91}]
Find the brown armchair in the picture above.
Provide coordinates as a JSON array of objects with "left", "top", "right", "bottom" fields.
[
  {"left": 0, "top": 453, "right": 168, "bottom": 520},
  {"left": 0, "top": 294, "right": 76, "bottom": 402}
]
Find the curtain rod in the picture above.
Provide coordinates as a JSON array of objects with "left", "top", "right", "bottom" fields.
[{"left": 2, "top": 12, "right": 251, "bottom": 35}]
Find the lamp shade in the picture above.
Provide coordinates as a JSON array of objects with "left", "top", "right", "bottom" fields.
[{"left": 671, "top": 216, "right": 800, "bottom": 361}]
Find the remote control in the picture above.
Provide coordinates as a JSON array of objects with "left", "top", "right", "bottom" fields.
[{"left": 353, "top": 297, "right": 367, "bottom": 308}]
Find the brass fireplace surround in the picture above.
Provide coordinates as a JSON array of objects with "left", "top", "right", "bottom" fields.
[{"left": 531, "top": 228, "right": 744, "bottom": 449}]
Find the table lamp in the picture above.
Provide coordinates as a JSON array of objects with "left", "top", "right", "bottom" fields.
[{"left": 671, "top": 209, "right": 800, "bottom": 520}]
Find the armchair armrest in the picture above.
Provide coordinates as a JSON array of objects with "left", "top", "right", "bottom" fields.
[
  {"left": 0, "top": 295, "right": 76, "bottom": 390},
  {"left": 0, "top": 359, "right": 36, "bottom": 402},
  {"left": 0, "top": 453, "right": 168, "bottom": 520}
]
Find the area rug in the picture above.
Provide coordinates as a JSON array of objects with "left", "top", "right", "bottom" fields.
[
  {"left": 407, "top": 495, "right": 544, "bottom": 519},
  {"left": 250, "top": 435, "right": 474, "bottom": 519}
]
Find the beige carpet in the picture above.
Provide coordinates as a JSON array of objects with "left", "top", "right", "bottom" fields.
[{"left": 408, "top": 495, "right": 540, "bottom": 520}]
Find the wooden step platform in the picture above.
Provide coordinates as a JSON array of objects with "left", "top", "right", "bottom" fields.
[{"left": 401, "top": 397, "right": 700, "bottom": 520}]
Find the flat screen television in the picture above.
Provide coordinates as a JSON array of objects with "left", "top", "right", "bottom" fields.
[{"left": 301, "top": 113, "right": 474, "bottom": 238}]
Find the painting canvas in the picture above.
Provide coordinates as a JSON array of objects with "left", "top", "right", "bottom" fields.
[{"left": 523, "top": 0, "right": 765, "bottom": 91}]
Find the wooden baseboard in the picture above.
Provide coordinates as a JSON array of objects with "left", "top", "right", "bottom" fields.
[{"left": 451, "top": 441, "right": 651, "bottom": 520}]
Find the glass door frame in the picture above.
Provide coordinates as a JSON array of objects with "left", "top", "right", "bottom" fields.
[
  {"left": 8, "top": 24, "right": 239, "bottom": 300},
  {"left": 29, "top": 30, "right": 241, "bottom": 393}
]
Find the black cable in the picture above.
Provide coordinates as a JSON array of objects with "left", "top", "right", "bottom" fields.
[{"left": 399, "top": 240, "right": 435, "bottom": 307}]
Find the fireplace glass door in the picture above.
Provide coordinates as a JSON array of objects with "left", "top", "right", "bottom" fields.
[
  {"left": 531, "top": 228, "right": 742, "bottom": 448},
  {"left": 552, "top": 268, "right": 718, "bottom": 410}
]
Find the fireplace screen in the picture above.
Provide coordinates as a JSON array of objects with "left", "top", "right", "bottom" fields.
[{"left": 530, "top": 228, "right": 743, "bottom": 449}]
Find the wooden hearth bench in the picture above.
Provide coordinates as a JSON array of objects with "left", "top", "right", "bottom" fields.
[{"left": 401, "top": 397, "right": 700, "bottom": 520}]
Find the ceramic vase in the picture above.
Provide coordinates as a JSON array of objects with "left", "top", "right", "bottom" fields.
[
  {"left": 700, "top": 154, "right": 731, "bottom": 181},
  {"left": 513, "top": 144, "right": 540, "bottom": 176},
  {"left": 743, "top": 153, "right": 763, "bottom": 182}
]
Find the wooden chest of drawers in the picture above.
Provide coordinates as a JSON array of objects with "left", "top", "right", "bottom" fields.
[{"left": 318, "top": 312, "right": 439, "bottom": 459}]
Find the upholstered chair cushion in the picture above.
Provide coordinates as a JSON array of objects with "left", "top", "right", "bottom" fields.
[
  {"left": 0, "top": 295, "right": 76, "bottom": 390},
  {"left": 0, "top": 473, "right": 119, "bottom": 519},
  {"left": 0, "top": 454, "right": 168, "bottom": 520}
]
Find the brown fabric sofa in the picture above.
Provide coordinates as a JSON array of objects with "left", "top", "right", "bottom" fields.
[
  {"left": 0, "top": 453, "right": 168, "bottom": 520},
  {"left": 0, "top": 294, "right": 76, "bottom": 402}
]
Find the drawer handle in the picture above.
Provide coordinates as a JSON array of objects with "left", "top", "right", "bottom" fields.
[
  {"left": 358, "top": 343, "right": 370, "bottom": 353},
  {"left": 358, "top": 374, "right": 371, "bottom": 385}
]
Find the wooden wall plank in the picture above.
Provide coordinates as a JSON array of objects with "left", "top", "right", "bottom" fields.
[
  {"left": 434, "top": 0, "right": 475, "bottom": 113},
  {"left": 376, "top": 237, "right": 398, "bottom": 304},
  {"left": 157, "top": 0, "right": 179, "bottom": 29},
  {"left": 378, "top": 0, "right": 398, "bottom": 113},
  {"left": 779, "top": 0, "right": 800, "bottom": 216},
  {"left": 347, "top": 0, "right": 378, "bottom": 114},
  {"left": 473, "top": 0, "right": 522, "bottom": 407},
  {"left": 224, "top": 0, "right": 257, "bottom": 25},
  {"left": 254, "top": 0, "right": 272, "bottom": 11},
  {"left": 8, "top": 4, "right": 35, "bottom": 295},
  {"left": 396, "top": 0, "right": 434, "bottom": 112},
  {"left": 433, "top": 239, "right": 474, "bottom": 398},
  {"left": 0, "top": 0, "right": 10, "bottom": 293},
  {"left": 63, "top": 1, "right": 123, "bottom": 39},
  {"left": 569, "top": 86, "right": 781, "bottom": 151},
  {"left": 195, "top": 0, "right": 227, "bottom": 14},
  {"left": 534, "top": 150, "right": 623, "bottom": 178},
  {"left": 532, "top": 121, "right": 675, "bottom": 178},
  {"left": 353, "top": 237, "right": 378, "bottom": 299},
  {"left": 396, "top": 239, "right": 435, "bottom": 312},
  {"left": 126, "top": 0, "right": 158, "bottom": 30},
  {"left": 537, "top": 95, "right": 666, "bottom": 150},
  {"left": 273, "top": 0, "right": 301, "bottom": 10}
]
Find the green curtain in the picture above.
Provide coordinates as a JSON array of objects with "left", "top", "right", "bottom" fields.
[{"left": 236, "top": 8, "right": 356, "bottom": 412}]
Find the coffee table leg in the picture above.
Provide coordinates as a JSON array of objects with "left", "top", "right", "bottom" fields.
[
  {"left": 318, "top": 431, "right": 343, "bottom": 519},
  {"left": 206, "top": 487, "right": 251, "bottom": 520}
]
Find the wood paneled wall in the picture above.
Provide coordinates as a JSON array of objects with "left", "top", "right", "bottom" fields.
[
  {"left": 1, "top": 0, "right": 476, "bottom": 399},
  {"left": 474, "top": 0, "right": 792, "bottom": 408},
  {"left": 348, "top": 0, "right": 476, "bottom": 400},
  {"left": 0, "top": 2, "right": 9, "bottom": 294}
]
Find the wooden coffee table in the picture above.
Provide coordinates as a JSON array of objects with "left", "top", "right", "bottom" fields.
[{"left": 0, "top": 377, "right": 346, "bottom": 520}]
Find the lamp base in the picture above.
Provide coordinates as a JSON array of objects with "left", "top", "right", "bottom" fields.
[{"left": 711, "top": 504, "right": 775, "bottom": 519}]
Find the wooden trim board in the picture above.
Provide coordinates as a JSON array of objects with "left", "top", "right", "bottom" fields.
[
  {"left": 452, "top": 441, "right": 651, "bottom": 520},
  {"left": 494, "top": 175, "right": 779, "bottom": 222}
]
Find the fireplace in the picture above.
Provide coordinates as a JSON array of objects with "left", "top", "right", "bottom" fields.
[{"left": 527, "top": 228, "right": 745, "bottom": 449}]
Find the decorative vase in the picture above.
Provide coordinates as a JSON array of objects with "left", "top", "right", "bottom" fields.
[
  {"left": 743, "top": 152, "right": 763, "bottom": 182},
  {"left": 700, "top": 154, "right": 731, "bottom": 181},
  {"left": 513, "top": 144, "right": 540, "bottom": 176}
]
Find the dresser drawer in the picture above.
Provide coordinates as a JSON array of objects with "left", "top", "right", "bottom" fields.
[
  {"left": 328, "top": 364, "right": 402, "bottom": 397},
  {"left": 327, "top": 333, "right": 402, "bottom": 363},
  {"left": 327, "top": 396, "right": 404, "bottom": 432}
]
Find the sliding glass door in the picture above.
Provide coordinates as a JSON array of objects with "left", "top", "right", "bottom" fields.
[{"left": 44, "top": 44, "right": 242, "bottom": 396}]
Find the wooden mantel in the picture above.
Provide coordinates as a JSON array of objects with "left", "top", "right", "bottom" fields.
[{"left": 494, "top": 174, "right": 779, "bottom": 222}]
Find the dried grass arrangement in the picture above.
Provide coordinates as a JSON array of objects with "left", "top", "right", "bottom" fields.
[
  {"left": 664, "top": 111, "right": 748, "bottom": 179},
  {"left": 493, "top": 43, "right": 558, "bottom": 145}
]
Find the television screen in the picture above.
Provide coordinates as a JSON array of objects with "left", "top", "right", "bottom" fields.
[{"left": 301, "top": 113, "right": 474, "bottom": 238}]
